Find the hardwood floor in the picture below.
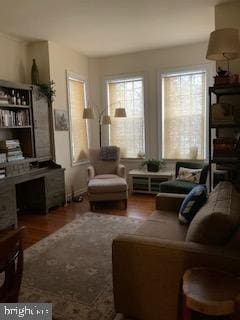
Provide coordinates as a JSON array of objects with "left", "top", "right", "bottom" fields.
[{"left": 18, "top": 193, "right": 155, "bottom": 249}]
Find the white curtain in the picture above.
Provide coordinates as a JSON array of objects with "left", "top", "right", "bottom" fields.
[
  {"left": 69, "top": 79, "right": 88, "bottom": 163},
  {"left": 162, "top": 72, "right": 206, "bottom": 160},
  {"left": 108, "top": 78, "right": 145, "bottom": 158}
]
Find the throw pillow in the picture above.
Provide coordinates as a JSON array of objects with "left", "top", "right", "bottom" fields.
[
  {"left": 100, "top": 146, "right": 118, "bottom": 161},
  {"left": 177, "top": 167, "right": 202, "bottom": 183},
  {"left": 178, "top": 184, "right": 207, "bottom": 224}
]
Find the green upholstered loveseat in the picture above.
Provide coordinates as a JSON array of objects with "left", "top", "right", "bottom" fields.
[{"left": 159, "top": 161, "right": 209, "bottom": 194}]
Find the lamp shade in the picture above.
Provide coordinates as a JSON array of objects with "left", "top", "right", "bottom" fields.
[
  {"left": 101, "top": 115, "right": 111, "bottom": 125},
  {"left": 114, "top": 107, "right": 127, "bottom": 118},
  {"left": 83, "top": 108, "right": 94, "bottom": 119},
  {"left": 206, "top": 28, "right": 240, "bottom": 61}
]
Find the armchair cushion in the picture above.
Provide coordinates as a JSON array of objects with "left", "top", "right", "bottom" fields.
[{"left": 88, "top": 175, "right": 127, "bottom": 194}]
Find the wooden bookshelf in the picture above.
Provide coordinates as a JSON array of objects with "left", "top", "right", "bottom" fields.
[
  {"left": 0, "top": 80, "right": 52, "bottom": 162},
  {"left": 0, "top": 126, "right": 32, "bottom": 129},
  {"left": 0, "top": 80, "right": 65, "bottom": 229},
  {"left": 209, "top": 86, "right": 240, "bottom": 189}
]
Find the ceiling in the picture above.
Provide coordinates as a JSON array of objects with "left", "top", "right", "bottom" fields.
[{"left": 0, "top": 0, "right": 235, "bottom": 57}]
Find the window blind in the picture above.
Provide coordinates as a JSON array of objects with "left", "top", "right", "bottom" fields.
[
  {"left": 108, "top": 78, "right": 145, "bottom": 158},
  {"left": 162, "top": 72, "right": 206, "bottom": 160},
  {"left": 69, "top": 78, "right": 88, "bottom": 163}
]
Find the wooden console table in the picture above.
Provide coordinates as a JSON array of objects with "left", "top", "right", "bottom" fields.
[
  {"left": 128, "top": 169, "right": 173, "bottom": 194},
  {"left": 0, "top": 167, "right": 65, "bottom": 231}
]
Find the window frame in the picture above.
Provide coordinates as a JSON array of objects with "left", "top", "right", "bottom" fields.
[
  {"left": 103, "top": 73, "right": 149, "bottom": 160},
  {"left": 157, "top": 64, "right": 214, "bottom": 162},
  {"left": 66, "top": 71, "right": 89, "bottom": 167}
]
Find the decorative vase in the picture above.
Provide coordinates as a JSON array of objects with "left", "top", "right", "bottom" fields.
[
  {"left": 31, "top": 59, "right": 39, "bottom": 85},
  {"left": 147, "top": 163, "right": 159, "bottom": 172}
]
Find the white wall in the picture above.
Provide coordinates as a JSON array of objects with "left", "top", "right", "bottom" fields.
[
  {"left": 48, "top": 41, "right": 89, "bottom": 197},
  {"left": 89, "top": 42, "right": 215, "bottom": 171},
  {"left": 0, "top": 33, "right": 217, "bottom": 192},
  {"left": 0, "top": 35, "right": 91, "bottom": 197},
  {"left": 26, "top": 41, "right": 50, "bottom": 84},
  {"left": 0, "top": 33, "right": 27, "bottom": 82}
]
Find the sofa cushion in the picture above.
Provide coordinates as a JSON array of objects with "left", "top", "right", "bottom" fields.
[
  {"left": 178, "top": 185, "right": 207, "bottom": 224},
  {"left": 88, "top": 175, "right": 127, "bottom": 193},
  {"left": 159, "top": 180, "right": 197, "bottom": 194},
  {"left": 136, "top": 210, "right": 188, "bottom": 241},
  {"left": 186, "top": 182, "right": 240, "bottom": 245}
]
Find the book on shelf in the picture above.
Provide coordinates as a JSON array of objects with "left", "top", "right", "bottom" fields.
[
  {"left": 0, "top": 168, "right": 6, "bottom": 179},
  {"left": 213, "top": 137, "right": 238, "bottom": 158},
  {"left": 0, "top": 139, "right": 20, "bottom": 148},
  {"left": 212, "top": 157, "right": 239, "bottom": 163},
  {"left": 0, "top": 109, "right": 29, "bottom": 127},
  {"left": 0, "top": 153, "right": 6, "bottom": 163},
  {"left": 8, "top": 155, "right": 24, "bottom": 162},
  {"left": 0, "top": 91, "right": 9, "bottom": 105},
  {"left": 0, "top": 139, "right": 24, "bottom": 162},
  {"left": 8, "top": 150, "right": 23, "bottom": 156},
  {"left": 0, "top": 99, "right": 9, "bottom": 105}
]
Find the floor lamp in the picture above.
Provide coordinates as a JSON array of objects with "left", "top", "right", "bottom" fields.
[
  {"left": 206, "top": 28, "right": 240, "bottom": 73},
  {"left": 83, "top": 103, "right": 127, "bottom": 147}
]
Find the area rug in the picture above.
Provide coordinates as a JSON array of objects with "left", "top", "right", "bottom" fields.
[{"left": 20, "top": 212, "right": 143, "bottom": 320}]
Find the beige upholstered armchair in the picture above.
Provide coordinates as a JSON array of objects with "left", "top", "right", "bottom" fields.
[{"left": 87, "top": 148, "right": 128, "bottom": 211}]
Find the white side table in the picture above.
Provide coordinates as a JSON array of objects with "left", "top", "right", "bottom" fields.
[{"left": 128, "top": 169, "right": 174, "bottom": 194}]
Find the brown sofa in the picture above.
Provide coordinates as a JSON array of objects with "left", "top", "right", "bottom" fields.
[{"left": 112, "top": 182, "right": 240, "bottom": 320}]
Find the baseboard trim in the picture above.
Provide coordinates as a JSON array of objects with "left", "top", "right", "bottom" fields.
[{"left": 66, "top": 187, "right": 87, "bottom": 202}]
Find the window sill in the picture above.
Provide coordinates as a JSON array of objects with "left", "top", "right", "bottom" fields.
[
  {"left": 162, "top": 159, "right": 207, "bottom": 163},
  {"left": 120, "top": 158, "right": 144, "bottom": 162},
  {"left": 71, "top": 159, "right": 90, "bottom": 167}
]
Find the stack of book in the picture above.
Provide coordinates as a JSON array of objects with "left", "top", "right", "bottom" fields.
[
  {"left": 0, "top": 139, "right": 24, "bottom": 162},
  {"left": 0, "top": 168, "right": 6, "bottom": 179}
]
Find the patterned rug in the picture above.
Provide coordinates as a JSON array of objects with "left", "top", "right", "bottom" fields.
[{"left": 20, "top": 212, "right": 143, "bottom": 320}]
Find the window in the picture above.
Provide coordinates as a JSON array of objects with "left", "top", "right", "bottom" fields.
[
  {"left": 107, "top": 76, "right": 145, "bottom": 158},
  {"left": 67, "top": 73, "right": 88, "bottom": 165},
  {"left": 161, "top": 70, "right": 206, "bottom": 160}
]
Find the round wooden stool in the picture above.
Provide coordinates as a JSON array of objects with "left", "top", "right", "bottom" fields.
[{"left": 182, "top": 267, "right": 240, "bottom": 320}]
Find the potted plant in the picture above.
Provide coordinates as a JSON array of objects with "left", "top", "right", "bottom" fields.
[
  {"left": 39, "top": 80, "right": 56, "bottom": 104},
  {"left": 142, "top": 159, "right": 164, "bottom": 172}
]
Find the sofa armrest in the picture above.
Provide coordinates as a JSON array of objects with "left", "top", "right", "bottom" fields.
[
  {"left": 112, "top": 235, "right": 240, "bottom": 320},
  {"left": 156, "top": 192, "right": 186, "bottom": 211},
  {"left": 117, "top": 164, "right": 126, "bottom": 179},
  {"left": 87, "top": 165, "right": 95, "bottom": 181}
]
